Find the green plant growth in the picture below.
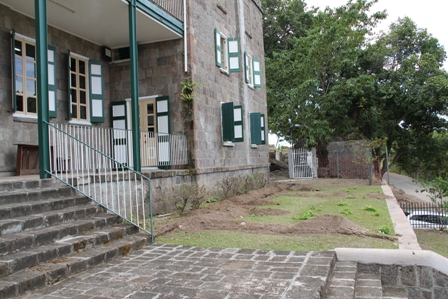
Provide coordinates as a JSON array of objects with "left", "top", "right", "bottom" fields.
[
  {"left": 378, "top": 225, "right": 390, "bottom": 235},
  {"left": 337, "top": 202, "right": 349, "bottom": 206},
  {"left": 180, "top": 80, "right": 200, "bottom": 123},
  {"left": 418, "top": 177, "right": 448, "bottom": 205},
  {"left": 362, "top": 205, "right": 377, "bottom": 213},
  {"left": 171, "top": 183, "right": 207, "bottom": 215},
  {"left": 341, "top": 208, "right": 352, "bottom": 216}
]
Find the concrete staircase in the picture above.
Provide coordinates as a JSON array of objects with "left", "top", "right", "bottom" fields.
[
  {"left": 0, "top": 177, "right": 150, "bottom": 298},
  {"left": 326, "top": 261, "right": 409, "bottom": 299}
]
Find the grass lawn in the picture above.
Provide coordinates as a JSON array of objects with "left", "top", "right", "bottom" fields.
[
  {"left": 157, "top": 183, "right": 398, "bottom": 251},
  {"left": 415, "top": 230, "right": 448, "bottom": 258}
]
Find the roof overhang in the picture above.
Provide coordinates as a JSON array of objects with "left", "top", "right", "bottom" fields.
[{"left": 0, "top": 0, "right": 183, "bottom": 48}]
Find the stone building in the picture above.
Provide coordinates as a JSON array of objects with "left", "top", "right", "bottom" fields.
[{"left": 0, "top": 0, "right": 268, "bottom": 213}]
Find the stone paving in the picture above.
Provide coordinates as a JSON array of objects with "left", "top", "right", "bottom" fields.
[{"left": 19, "top": 244, "right": 336, "bottom": 299}]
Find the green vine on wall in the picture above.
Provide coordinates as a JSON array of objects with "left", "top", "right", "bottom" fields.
[{"left": 180, "top": 80, "right": 199, "bottom": 123}]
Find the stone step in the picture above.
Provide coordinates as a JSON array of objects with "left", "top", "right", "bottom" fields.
[
  {"left": 0, "top": 224, "right": 138, "bottom": 278},
  {"left": 0, "top": 195, "right": 92, "bottom": 220},
  {"left": 326, "top": 261, "right": 357, "bottom": 299},
  {"left": 0, "top": 233, "right": 149, "bottom": 298},
  {"left": 0, "top": 214, "right": 121, "bottom": 255},
  {"left": 382, "top": 287, "right": 409, "bottom": 299},
  {"left": 0, "top": 187, "right": 77, "bottom": 205},
  {"left": 0, "top": 178, "right": 57, "bottom": 194},
  {"left": 0, "top": 203, "right": 103, "bottom": 236},
  {"left": 354, "top": 272, "right": 383, "bottom": 299}
]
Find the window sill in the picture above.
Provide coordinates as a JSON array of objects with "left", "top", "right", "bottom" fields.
[
  {"left": 69, "top": 119, "right": 92, "bottom": 126},
  {"left": 251, "top": 144, "right": 258, "bottom": 149},
  {"left": 223, "top": 141, "right": 235, "bottom": 147},
  {"left": 13, "top": 114, "right": 38, "bottom": 123},
  {"left": 220, "top": 68, "right": 230, "bottom": 76}
]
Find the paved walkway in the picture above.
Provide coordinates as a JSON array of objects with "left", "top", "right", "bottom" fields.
[{"left": 20, "top": 245, "right": 335, "bottom": 299}]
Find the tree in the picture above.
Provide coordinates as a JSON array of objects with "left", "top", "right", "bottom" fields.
[{"left": 266, "top": 0, "right": 386, "bottom": 147}]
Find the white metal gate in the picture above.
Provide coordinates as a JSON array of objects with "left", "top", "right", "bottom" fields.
[{"left": 288, "top": 148, "right": 317, "bottom": 179}]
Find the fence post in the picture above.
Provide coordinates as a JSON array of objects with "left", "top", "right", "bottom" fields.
[
  {"left": 386, "top": 147, "right": 390, "bottom": 185},
  {"left": 336, "top": 150, "right": 340, "bottom": 178}
]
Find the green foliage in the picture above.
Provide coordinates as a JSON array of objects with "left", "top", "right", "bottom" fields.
[
  {"left": 363, "top": 205, "right": 377, "bottom": 212},
  {"left": 180, "top": 80, "right": 199, "bottom": 123},
  {"left": 299, "top": 210, "right": 315, "bottom": 220},
  {"left": 418, "top": 177, "right": 448, "bottom": 205},
  {"left": 341, "top": 208, "right": 352, "bottom": 216},
  {"left": 171, "top": 183, "right": 207, "bottom": 215},
  {"left": 337, "top": 201, "right": 349, "bottom": 206},
  {"left": 379, "top": 225, "right": 390, "bottom": 235}
]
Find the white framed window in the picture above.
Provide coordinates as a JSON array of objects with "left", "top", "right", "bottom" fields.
[
  {"left": 69, "top": 54, "right": 88, "bottom": 121},
  {"left": 11, "top": 31, "right": 57, "bottom": 118},
  {"left": 244, "top": 51, "right": 262, "bottom": 88},
  {"left": 215, "top": 29, "right": 240, "bottom": 73},
  {"left": 13, "top": 36, "right": 37, "bottom": 116},
  {"left": 221, "top": 102, "right": 244, "bottom": 145},
  {"left": 68, "top": 51, "right": 104, "bottom": 123}
]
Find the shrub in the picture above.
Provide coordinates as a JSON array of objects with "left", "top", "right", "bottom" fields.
[
  {"left": 363, "top": 205, "right": 377, "bottom": 212},
  {"left": 299, "top": 210, "right": 315, "bottom": 220},
  {"left": 379, "top": 225, "right": 390, "bottom": 235},
  {"left": 337, "top": 202, "right": 349, "bottom": 206},
  {"left": 171, "top": 183, "right": 207, "bottom": 215},
  {"left": 215, "top": 173, "right": 268, "bottom": 200}
]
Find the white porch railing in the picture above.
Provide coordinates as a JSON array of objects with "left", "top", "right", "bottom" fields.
[
  {"left": 152, "top": 0, "right": 184, "bottom": 20},
  {"left": 46, "top": 121, "right": 154, "bottom": 241},
  {"left": 49, "top": 123, "right": 188, "bottom": 170}
]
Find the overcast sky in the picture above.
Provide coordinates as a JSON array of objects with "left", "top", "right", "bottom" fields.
[{"left": 305, "top": 0, "right": 448, "bottom": 67}]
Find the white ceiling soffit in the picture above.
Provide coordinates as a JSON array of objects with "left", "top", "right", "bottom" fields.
[{"left": 0, "top": 0, "right": 182, "bottom": 48}]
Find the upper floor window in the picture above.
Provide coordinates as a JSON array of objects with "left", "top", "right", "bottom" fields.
[
  {"left": 215, "top": 29, "right": 240, "bottom": 73},
  {"left": 244, "top": 52, "right": 262, "bottom": 88}
]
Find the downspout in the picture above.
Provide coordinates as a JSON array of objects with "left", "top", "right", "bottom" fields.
[
  {"left": 183, "top": 0, "right": 188, "bottom": 73},
  {"left": 129, "top": 0, "right": 141, "bottom": 171},
  {"left": 35, "top": 0, "right": 50, "bottom": 179}
]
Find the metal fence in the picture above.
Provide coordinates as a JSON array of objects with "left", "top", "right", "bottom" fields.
[
  {"left": 49, "top": 122, "right": 188, "bottom": 170},
  {"left": 400, "top": 202, "right": 448, "bottom": 229},
  {"left": 46, "top": 121, "right": 154, "bottom": 242},
  {"left": 288, "top": 148, "right": 317, "bottom": 179},
  {"left": 152, "top": 0, "right": 184, "bottom": 20}
]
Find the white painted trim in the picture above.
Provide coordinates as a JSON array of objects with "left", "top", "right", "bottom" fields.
[
  {"left": 69, "top": 119, "right": 92, "bottom": 126},
  {"left": 183, "top": 0, "right": 188, "bottom": 73},
  {"left": 12, "top": 113, "right": 37, "bottom": 119},
  {"left": 12, "top": 32, "right": 35, "bottom": 44},
  {"left": 69, "top": 52, "right": 89, "bottom": 61}
]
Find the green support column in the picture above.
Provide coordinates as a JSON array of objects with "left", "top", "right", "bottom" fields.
[
  {"left": 35, "top": 0, "right": 50, "bottom": 179},
  {"left": 129, "top": 0, "right": 141, "bottom": 172}
]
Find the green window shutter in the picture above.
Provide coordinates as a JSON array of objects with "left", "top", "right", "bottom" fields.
[
  {"left": 228, "top": 37, "right": 240, "bottom": 72},
  {"left": 67, "top": 50, "right": 72, "bottom": 120},
  {"left": 214, "top": 28, "right": 222, "bottom": 67},
  {"left": 156, "top": 96, "right": 171, "bottom": 169},
  {"left": 89, "top": 60, "right": 104, "bottom": 123},
  {"left": 261, "top": 113, "right": 266, "bottom": 144},
  {"left": 48, "top": 45, "right": 57, "bottom": 118},
  {"left": 234, "top": 105, "right": 244, "bottom": 142},
  {"left": 111, "top": 101, "right": 129, "bottom": 166},
  {"left": 221, "top": 102, "right": 235, "bottom": 142},
  {"left": 11, "top": 29, "right": 16, "bottom": 113},
  {"left": 250, "top": 112, "right": 262, "bottom": 145},
  {"left": 244, "top": 51, "right": 249, "bottom": 83},
  {"left": 253, "top": 58, "right": 262, "bottom": 88}
]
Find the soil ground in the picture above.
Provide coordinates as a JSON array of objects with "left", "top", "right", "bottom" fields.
[{"left": 155, "top": 170, "right": 418, "bottom": 239}]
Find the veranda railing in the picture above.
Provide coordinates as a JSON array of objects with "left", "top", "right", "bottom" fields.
[
  {"left": 152, "top": 0, "right": 184, "bottom": 20},
  {"left": 46, "top": 121, "right": 154, "bottom": 242}
]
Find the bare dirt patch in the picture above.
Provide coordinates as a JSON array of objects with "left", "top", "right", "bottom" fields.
[{"left": 155, "top": 178, "right": 382, "bottom": 239}]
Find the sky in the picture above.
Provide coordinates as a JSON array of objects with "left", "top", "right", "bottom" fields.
[{"left": 269, "top": 0, "right": 447, "bottom": 146}]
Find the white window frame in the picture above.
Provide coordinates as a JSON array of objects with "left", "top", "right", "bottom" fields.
[
  {"left": 245, "top": 52, "right": 254, "bottom": 88},
  {"left": 69, "top": 52, "right": 90, "bottom": 123}
]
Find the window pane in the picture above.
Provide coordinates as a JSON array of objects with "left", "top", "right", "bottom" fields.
[
  {"left": 15, "top": 40, "right": 22, "bottom": 56},
  {"left": 72, "top": 104, "right": 77, "bottom": 118},
  {"left": 27, "top": 97, "right": 37, "bottom": 113},
  {"left": 26, "top": 61, "right": 35, "bottom": 78},
  {"left": 79, "top": 60, "right": 85, "bottom": 74},
  {"left": 147, "top": 104, "right": 154, "bottom": 114},
  {"left": 148, "top": 115, "right": 154, "bottom": 126},
  {"left": 26, "top": 79, "right": 36, "bottom": 95},
  {"left": 70, "top": 58, "right": 76, "bottom": 72},
  {"left": 16, "top": 95, "right": 24, "bottom": 111},
  {"left": 71, "top": 89, "right": 77, "bottom": 103},
  {"left": 15, "top": 58, "right": 23, "bottom": 75},
  {"left": 26, "top": 43, "right": 35, "bottom": 60},
  {"left": 79, "top": 75, "right": 86, "bottom": 89},
  {"left": 80, "top": 106, "right": 87, "bottom": 119},
  {"left": 15, "top": 77, "right": 23, "bottom": 93},
  {"left": 80, "top": 91, "right": 86, "bottom": 104},
  {"left": 71, "top": 73, "right": 77, "bottom": 87}
]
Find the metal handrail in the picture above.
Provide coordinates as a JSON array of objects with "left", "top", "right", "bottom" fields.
[
  {"left": 151, "top": 0, "right": 184, "bottom": 20},
  {"left": 45, "top": 121, "right": 154, "bottom": 243}
]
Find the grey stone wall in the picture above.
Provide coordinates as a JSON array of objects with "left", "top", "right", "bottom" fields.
[
  {"left": 188, "top": 0, "right": 269, "bottom": 173},
  {"left": 359, "top": 263, "right": 448, "bottom": 298}
]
